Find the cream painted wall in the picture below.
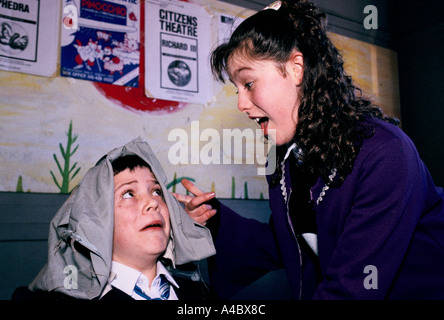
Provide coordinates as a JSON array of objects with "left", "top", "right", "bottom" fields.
[{"left": 0, "top": 0, "right": 400, "bottom": 199}]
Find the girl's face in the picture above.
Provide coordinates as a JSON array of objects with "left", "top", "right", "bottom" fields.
[{"left": 227, "top": 50, "right": 303, "bottom": 146}]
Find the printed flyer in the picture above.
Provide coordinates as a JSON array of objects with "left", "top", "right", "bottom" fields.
[
  {"left": 0, "top": 0, "right": 59, "bottom": 77},
  {"left": 145, "top": 0, "right": 212, "bottom": 105},
  {"left": 60, "top": 0, "right": 140, "bottom": 87},
  {"left": 218, "top": 13, "right": 243, "bottom": 46}
]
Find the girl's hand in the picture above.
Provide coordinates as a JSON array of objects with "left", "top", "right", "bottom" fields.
[{"left": 171, "top": 178, "right": 217, "bottom": 226}]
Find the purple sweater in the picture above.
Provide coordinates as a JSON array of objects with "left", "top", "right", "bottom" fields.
[{"left": 210, "top": 118, "right": 444, "bottom": 299}]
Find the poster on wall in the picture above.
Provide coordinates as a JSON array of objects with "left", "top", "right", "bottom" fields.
[
  {"left": 60, "top": 0, "right": 140, "bottom": 87},
  {"left": 145, "top": 0, "right": 212, "bottom": 105},
  {"left": 218, "top": 13, "right": 243, "bottom": 45},
  {"left": 0, "top": 0, "right": 59, "bottom": 77}
]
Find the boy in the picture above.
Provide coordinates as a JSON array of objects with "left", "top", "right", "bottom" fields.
[{"left": 13, "top": 138, "right": 215, "bottom": 300}]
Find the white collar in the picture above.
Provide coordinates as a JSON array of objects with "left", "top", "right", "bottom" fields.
[
  {"left": 110, "top": 261, "right": 179, "bottom": 297},
  {"left": 283, "top": 142, "right": 297, "bottom": 162}
]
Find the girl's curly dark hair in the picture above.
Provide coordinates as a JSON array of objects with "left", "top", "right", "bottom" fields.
[{"left": 211, "top": 0, "right": 399, "bottom": 185}]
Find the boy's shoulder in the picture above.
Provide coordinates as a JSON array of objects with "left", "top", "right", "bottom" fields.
[
  {"left": 12, "top": 267, "right": 217, "bottom": 301},
  {"left": 170, "top": 264, "right": 217, "bottom": 300}
]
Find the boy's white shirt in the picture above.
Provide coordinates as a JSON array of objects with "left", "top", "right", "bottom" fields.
[{"left": 100, "top": 261, "right": 179, "bottom": 300}]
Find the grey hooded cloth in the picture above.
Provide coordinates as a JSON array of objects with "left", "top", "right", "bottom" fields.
[{"left": 28, "top": 137, "right": 216, "bottom": 299}]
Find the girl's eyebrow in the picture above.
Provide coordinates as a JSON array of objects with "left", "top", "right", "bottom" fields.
[
  {"left": 233, "top": 66, "right": 252, "bottom": 77},
  {"left": 228, "top": 67, "right": 254, "bottom": 85}
]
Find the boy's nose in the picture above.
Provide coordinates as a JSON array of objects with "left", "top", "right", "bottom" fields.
[{"left": 142, "top": 195, "right": 159, "bottom": 214}]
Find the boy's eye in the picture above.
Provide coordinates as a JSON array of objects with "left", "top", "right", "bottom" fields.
[
  {"left": 152, "top": 188, "right": 163, "bottom": 197},
  {"left": 245, "top": 82, "right": 253, "bottom": 90},
  {"left": 122, "top": 191, "right": 134, "bottom": 199}
]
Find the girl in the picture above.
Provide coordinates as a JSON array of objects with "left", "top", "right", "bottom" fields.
[{"left": 175, "top": 0, "right": 444, "bottom": 299}]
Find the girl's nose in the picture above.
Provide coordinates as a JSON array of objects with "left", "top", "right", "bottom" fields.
[{"left": 237, "top": 91, "right": 252, "bottom": 114}]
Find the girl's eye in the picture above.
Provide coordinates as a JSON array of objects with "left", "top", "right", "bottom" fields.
[
  {"left": 122, "top": 191, "right": 134, "bottom": 199},
  {"left": 245, "top": 82, "right": 253, "bottom": 90}
]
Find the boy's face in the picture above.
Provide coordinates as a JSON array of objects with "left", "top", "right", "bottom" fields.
[{"left": 113, "top": 166, "right": 170, "bottom": 268}]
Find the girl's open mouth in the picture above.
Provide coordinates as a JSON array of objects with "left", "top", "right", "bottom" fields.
[{"left": 253, "top": 117, "right": 269, "bottom": 136}]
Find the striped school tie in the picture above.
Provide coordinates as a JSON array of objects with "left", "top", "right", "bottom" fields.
[{"left": 134, "top": 274, "right": 170, "bottom": 300}]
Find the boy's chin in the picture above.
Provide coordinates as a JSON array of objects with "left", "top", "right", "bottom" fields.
[{"left": 145, "top": 238, "right": 169, "bottom": 255}]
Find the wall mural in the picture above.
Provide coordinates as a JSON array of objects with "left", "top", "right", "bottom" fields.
[{"left": 0, "top": 0, "right": 400, "bottom": 200}]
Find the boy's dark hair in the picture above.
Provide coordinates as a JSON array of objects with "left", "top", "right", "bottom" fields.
[{"left": 111, "top": 155, "right": 152, "bottom": 176}]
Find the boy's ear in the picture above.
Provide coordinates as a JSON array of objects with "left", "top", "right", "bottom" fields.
[{"left": 289, "top": 51, "right": 304, "bottom": 86}]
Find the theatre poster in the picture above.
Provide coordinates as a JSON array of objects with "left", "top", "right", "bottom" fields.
[
  {"left": 0, "top": 0, "right": 59, "bottom": 77},
  {"left": 145, "top": 0, "right": 212, "bottom": 105},
  {"left": 60, "top": 0, "right": 141, "bottom": 87}
]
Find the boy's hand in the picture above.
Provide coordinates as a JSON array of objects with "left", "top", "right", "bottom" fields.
[{"left": 171, "top": 178, "right": 217, "bottom": 226}]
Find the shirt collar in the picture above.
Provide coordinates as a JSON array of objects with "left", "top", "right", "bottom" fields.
[
  {"left": 157, "top": 261, "right": 179, "bottom": 289},
  {"left": 110, "top": 260, "right": 179, "bottom": 296},
  {"left": 284, "top": 142, "right": 297, "bottom": 162}
]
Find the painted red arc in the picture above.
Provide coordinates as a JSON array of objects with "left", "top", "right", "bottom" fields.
[{"left": 93, "top": 0, "right": 188, "bottom": 113}]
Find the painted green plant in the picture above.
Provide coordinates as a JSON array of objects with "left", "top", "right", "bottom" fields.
[
  {"left": 50, "top": 121, "right": 81, "bottom": 193},
  {"left": 16, "top": 175, "right": 24, "bottom": 192},
  {"left": 167, "top": 172, "right": 195, "bottom": 195},
  {"left": 231, "top": 176, "right": 236, "bottom": 199},
  {"left": 231, "top": 177, "right": 252, "bottom": 199},
  {"left": 16, "top": 175, "right": 30, "bottom": 192}
]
